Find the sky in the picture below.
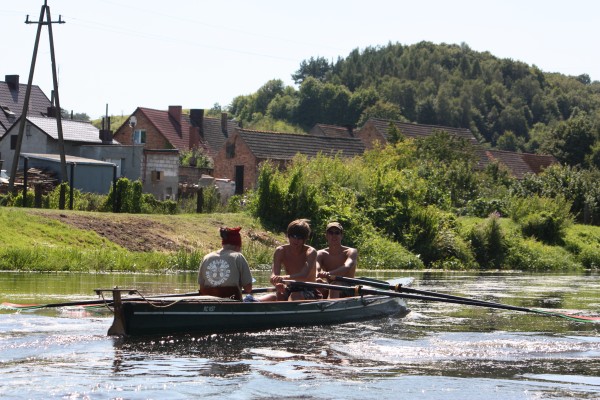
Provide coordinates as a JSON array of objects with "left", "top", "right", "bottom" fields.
[{"left": 1, "top": 0, "right": 599, "bottom": 120}]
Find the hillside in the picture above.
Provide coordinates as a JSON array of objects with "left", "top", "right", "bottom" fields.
[{"left": 229, "top": 41, "right": 600, "bottom": 168}]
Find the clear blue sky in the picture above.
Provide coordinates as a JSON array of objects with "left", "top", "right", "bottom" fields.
[{"left": 1, "top": 0, "right": 598, "bottom": 120}]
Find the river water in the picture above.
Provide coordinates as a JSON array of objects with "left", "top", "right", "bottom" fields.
[{"left": 1, "top": 271, "right": 599, "bottom": 400}]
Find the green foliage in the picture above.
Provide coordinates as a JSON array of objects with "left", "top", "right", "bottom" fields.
[
  {"left": 227, "top": 41, "right": 600, "bottom": 170},
  {"left": 179, "top": 148, "right": 213, "bottom": 169},
  {"left": 508, "top": 195, "right": 573, "bottom": 244},
  {"left": 505, "top": 237, "right": 581, "bottom": 271},
  {"left": 355, "top": 228, "right": 424, "bottom": 269},
  {"left": 468, "top": 213, "right": 508, "bottom": 268}
]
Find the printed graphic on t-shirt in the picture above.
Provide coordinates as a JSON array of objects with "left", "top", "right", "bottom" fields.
[{"left": 205, "top": 259, "right": 231, "bottom": 286}]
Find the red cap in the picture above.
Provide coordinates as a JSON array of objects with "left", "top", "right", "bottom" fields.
[{"left": 220, "top": 227, "right": 242, "bottom": 247}]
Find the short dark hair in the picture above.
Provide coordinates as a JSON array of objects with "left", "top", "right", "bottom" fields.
[{"left": 287, "top": 219, "right": 311, "bottom": 239}]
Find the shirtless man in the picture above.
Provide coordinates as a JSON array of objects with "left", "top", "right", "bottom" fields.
[
  {"left": 316, "top": 222, "right": 358, "bottom": 298},
  {"left": 268, "top": 219, "right": 319, "bottom": 301}
]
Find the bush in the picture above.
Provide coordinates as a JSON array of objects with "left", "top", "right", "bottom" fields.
[
  {"left": 468, "top": 212, "right": 508, "bottom": 268},
  {"left": 356, "top": 229, "right": 424, "bottom": 270},
  {"left": 520, "top": 211, "right": 565, "bottom": 244},
  {"left": 505, "top": 237, "right": 581, "bottom": 271},
  {"left": 508, "top": 195, "right": 573, "bottom": 244}
]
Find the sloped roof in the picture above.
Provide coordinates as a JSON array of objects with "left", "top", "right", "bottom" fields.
[
  {"left": 138, "top": 107, "right": 190, "bottom": 150},
  {"left": 21, "top": 152, "right": 115, "bottom": 166},
  {"left": 26, "top": 116, "right": 116, "bottom": 144},
  {"left": 366, "top": 118, "right": 479, "bottom": 145},
  {"left": 187, "top": 114, "right": 238, "bottom": 156},
  {"left": 0, "top": 77, "right": 52, "bottom": 136},
  {"left": 309, "top": 124, "right": 355, "bottom": 138},
  {"left": 521, "top": 153, "right": 558, "bottom": 174},
  {"left": 236, "top": 129, "right": 365, "bottom": 160},
  {"left": 475, "top": 148, "right": 558, "bottom": 179}
]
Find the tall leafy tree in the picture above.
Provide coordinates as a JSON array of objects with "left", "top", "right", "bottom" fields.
[{"left": 292, "top": 56, "right": 333, "bottom": 85}]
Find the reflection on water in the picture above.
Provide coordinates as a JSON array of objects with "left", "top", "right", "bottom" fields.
[{"left": 1, "top": 271, "right": 599, "bottom": 399}]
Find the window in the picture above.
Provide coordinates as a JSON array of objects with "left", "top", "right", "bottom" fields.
[
  {"left": 10, "top": 135, "right": 17, "bottom": 150},
  {"left": 151, "top": 170, "right": 163, "bottom": 181},
  {"left": 226, "top": 143, "right": 235, "bottom": 158},
  {"left": 133, "top": 129, "right": 146, "bottom": 144}
]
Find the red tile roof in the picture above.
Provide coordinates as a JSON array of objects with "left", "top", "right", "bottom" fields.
[{"left": 138, "top": 107, "right": 191, "bottom": 150}]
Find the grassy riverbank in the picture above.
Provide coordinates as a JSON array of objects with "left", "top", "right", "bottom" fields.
[
  {"left": 1, "top": 207, "right": 600, "bottom": 272},
  {"left": 0, "top": 207, "right": 282, "bottom": 272}
]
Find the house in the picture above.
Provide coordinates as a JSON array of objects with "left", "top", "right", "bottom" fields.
[
  {"left": 475, "top": 148, "right": 558, "bottom": 179},
  {"left": 213, "top": 129, "right": 366, "bottom": 193},
  {"left": 0, "top": 74, "right": 52, "bottom": 138},
  {"left": 0, "top": 115, "right": 142, "bottom": 193},
  {"left": 357, "top": 118, "right": 480, "bottom": 149},
  {"left": 112, "top": 106, "right": 238, "bottom": 157},
  {"left": 356, "top": 117, "right": 556, "bottom": 178},
  {"left": 112, "top": 106, "right": 240, "bottom": 199}
]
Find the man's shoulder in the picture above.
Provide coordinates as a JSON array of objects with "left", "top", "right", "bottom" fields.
[
  {"left": 343, "top": 246, "right": 358, "bottom": 254},
  {"left": 317, "top": 247, "right": 330, "bottom": 255}
]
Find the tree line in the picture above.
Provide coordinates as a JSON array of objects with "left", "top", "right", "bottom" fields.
[{"left": 228, "top": 41, "right": 600, "bottom": 168}]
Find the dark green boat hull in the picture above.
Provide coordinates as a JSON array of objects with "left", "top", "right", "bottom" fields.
[{"left": 113, "top": 295, "right": 409, "bottom": 336}]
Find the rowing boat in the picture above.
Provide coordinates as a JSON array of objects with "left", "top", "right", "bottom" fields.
[{"left": 99, "top": 285, "right": 410, "bottom": 337}]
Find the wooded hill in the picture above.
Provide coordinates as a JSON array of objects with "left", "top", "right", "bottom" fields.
[{"left": 229, "top": 41, "right": 600, "bottom": 168}]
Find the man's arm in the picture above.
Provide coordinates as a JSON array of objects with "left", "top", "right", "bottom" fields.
[
  {"left": 327, "top": 248, "right": 358, "bottom": 276},
  {"left": 270, "top": 246, "right": 284, "bottom": 284}
]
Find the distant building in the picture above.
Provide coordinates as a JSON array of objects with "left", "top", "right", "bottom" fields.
[
  {"left": 0, "top": 115, "right": 142, "bottom": 194},
  {"left": 213, "top": 128, "right": 365, "bottom": 193},
  {"left": 0, "top": 74, "right": 52, "bottom": 138},
  {"left": 112, "top": 106, "right": 240, "bottom": 199}
]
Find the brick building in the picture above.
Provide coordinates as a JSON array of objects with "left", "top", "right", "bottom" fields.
[{"left": 213, "top": 129, "right": 365, "bottom": 193}]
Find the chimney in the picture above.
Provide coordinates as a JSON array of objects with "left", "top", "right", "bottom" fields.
[
  {"left": 5, "top": 75, "right": 19, "bottom": 91},
  {"left": 345, "top": 124, "right": 354, "bottom": 137},
  {"left": 168, "top": 105, "right": 182, "bottom": 122},
  {"left": 190, "top": 109, "right": 205, "bottom": 137},
  {"left": 221, "top": 112, "right": 228, "bottom": 135}
]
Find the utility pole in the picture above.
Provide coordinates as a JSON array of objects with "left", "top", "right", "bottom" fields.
[{"left": 9, "top": 0, "right": 67, "bottom": 192}]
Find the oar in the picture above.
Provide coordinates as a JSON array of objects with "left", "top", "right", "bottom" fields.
[
  {"left": 284, "top": 280, "right": 600, "bottom": 323},
  {"left": 2, "top": 287, "right": 276, "bottom": 310},
  {"left": 328, "top": 275, "right": 513, "bottom": 308}
]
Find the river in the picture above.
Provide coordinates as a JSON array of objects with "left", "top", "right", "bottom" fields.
[{"left": 1, "top": 271, "right": 599, "bottom": 399}]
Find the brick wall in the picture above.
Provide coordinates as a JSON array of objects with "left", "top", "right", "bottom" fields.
[
  {"left": 355, "top": 123, "right": 385, "bottom": 150},
  {"left": 213, "top": 133, "right": 258, "bottom": 192},
  {"left": 113, "top": 111, "right": 169, "bottom": 149},
  {"left": 178, "top": 166, "right": 213, "bottom": 184},
  {"left": 142, "top": 151, "right": 179, "bottom": 200}
]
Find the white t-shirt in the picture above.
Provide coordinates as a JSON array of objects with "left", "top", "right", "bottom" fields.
[{"left": 198, "top": 248, "right": 252, "bottom": 288}]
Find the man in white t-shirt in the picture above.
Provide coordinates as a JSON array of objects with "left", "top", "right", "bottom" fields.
[{"left": 198, "top": 226, "right": 253, "bottom": 300}]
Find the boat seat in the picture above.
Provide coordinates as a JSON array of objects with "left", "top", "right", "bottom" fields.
[{"left": 200, "top": 286, "right": 242, "bottom": 300}]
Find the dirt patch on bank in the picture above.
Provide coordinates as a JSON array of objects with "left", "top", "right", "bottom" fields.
[
  {"left": 41, "top": 212, "right": 183, "bottom": 252},
  {"left": 29, "top": 210, "right": 282, "bottom": 253}
]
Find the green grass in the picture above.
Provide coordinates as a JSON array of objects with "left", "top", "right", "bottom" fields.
[
  {"left": 0, "top": 208, "right": 122, "bottom": 250},
  {"left": 0, "top": 208, "right": 283, "bottom": 272},
  {"left": 3, "top": 207, "right": 600, "bottom": 272}
]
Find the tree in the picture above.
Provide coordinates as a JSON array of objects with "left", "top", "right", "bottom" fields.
[
  {"left": 61, "top": 109, "right": 90, "bottom": 121},
  {"left": 496, "top": 130, "right": 520, "bottom": 151},
  {"left": 546, "top": 109, "right": 596, "bottom": 165},
  {"left": 292, "top": 56, "right": 332, "bottom": 85}
]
